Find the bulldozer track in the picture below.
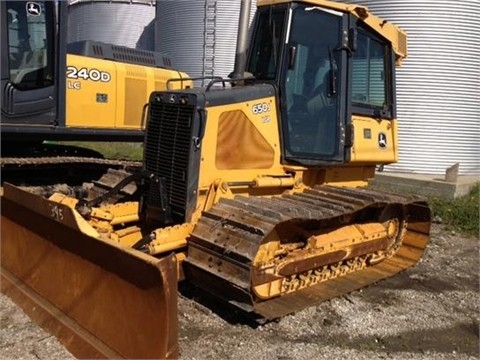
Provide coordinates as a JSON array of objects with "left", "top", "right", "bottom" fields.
[{"left": 186, "top": 185, "right": 431, "bottom": 320}]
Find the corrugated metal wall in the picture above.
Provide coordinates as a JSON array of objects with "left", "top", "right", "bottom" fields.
[
  {"left": 337, "top": 0, "right": 480, "bottom": 175},
  {"left": 68, "top": 0, "right": 156, "bottom": 50},
  {"left": 155, "top": 0, "right": 257, "bottom": 86}
]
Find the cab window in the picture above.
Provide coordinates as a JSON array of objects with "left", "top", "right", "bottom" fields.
[
  {"left": 7, "top": 1, "right": 54, "bottom": 90},
  {"left": 351, "top": 28, "right": 392, "bottom": 117},
  {"left": 247, "top": 6, "right": 287, "bottom": 81}
]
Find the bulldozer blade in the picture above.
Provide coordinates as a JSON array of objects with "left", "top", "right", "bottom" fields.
[{"left": 1, "top": 183, "right": 178, "bottom": 359}]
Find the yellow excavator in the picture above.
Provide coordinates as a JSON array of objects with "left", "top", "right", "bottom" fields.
[
  {"left": 1, "top": 0, "right": 431, "bottom": 359},
  {"left": 1, "top": 0, "right": 191, "bottom": 189},
  {"left": 1, "top": 0, "right": 188, "bottom": 144}
]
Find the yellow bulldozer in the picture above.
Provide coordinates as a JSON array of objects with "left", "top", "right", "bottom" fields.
[{"left": 1, "top": 0, "right": 431, "bottom": 359}]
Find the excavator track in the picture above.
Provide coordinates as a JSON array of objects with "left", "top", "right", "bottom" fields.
[
  {"left": 1, "top": 156, "right": 141, "bottom": 168},
  {"left": 185, "top": 185, "right": 431, "bottom": 320},
  {"left": 1, "top": 157, "right": 142, "bottom": 195},
  {"left": 1, "top": 142, "right": 140, "bottom": 180},
  {"left": 1, "top": 156, "right": 141, "bottom": 182}
]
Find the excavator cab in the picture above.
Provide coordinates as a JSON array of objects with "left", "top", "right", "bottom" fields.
[
  {"left": 247, "top": 1, "right": 395, "bottom": 166},
  {"left": 0, "top": 1, "right": 188, "bottom": 144},
  {"left": 1, "top": 1, "right": 60, "bottom": 119}
]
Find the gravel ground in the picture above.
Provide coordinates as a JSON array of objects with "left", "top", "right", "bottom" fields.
[{"left": 1, "top": 223, "right": 478, "bottom": 359}]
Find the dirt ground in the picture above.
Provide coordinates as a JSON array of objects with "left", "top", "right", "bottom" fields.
[{"left": 1, "top": 223, "right": 479, "bottom": 359}]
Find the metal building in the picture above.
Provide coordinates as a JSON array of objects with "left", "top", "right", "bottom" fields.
[
  {"left": 337, "top": 0, "right": 480, "bottom": 175},
  {"left": 68, "top": 0, "right": 156, "bottom": 51},
  {"left": 155, "top": 0, "right": 257, "bottom": 86}
]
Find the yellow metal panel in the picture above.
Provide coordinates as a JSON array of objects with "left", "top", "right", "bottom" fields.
[
  {"left": 349, "top": 115, "right": 397, "bottom": 164},
  {"left": 66, "top": 54, "right": 190, "bottom": 130},
  {"left": 257, "top": 0, "right": 362, "bottom": 12},
  {"left": 198, "top": 96, "right": 286, "bottom": 188},
  {"left": 116, "top": 64, "right": 190, "bottom": 129},
  {"left": 302, "top": 166, "right": 375, "bottom": 188},
  {"left": 66, "top": 54, "right": 117, "bottom": 128},
  {"left": 216, "top": 110, "right": 275, "bottom": 169},
  {"left": 116, "top": 65, "right": 147, "bottom": 128}
]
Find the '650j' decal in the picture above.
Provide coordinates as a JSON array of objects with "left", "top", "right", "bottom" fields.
[
  {"left": 66, "top": 66, "right": 111, "bottom": 82},
  {"left": 252, "top": 102, "right": 271, "bottom": 114}
]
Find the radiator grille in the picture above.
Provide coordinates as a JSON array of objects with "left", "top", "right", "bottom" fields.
[{"left": 144, "top": 101, "right": 195, "bottom": 221}]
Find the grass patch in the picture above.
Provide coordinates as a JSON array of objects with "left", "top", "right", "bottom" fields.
[
  {"left": 58, "top": 141, "right": 143, "bottom": 161},
  {"left": 428, "top": 183, "right": 479, "bottom": 236}
]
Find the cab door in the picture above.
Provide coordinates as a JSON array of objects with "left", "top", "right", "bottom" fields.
[
  {"left": 279, "top": 4, "right": 349, "bottom": 166},
  {"left": 1, "top": 1, "right": 56, "bottom": 123}
]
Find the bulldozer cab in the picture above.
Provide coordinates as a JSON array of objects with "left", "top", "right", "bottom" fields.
[{"left": 247, "top": 2, "right": 395, "bottom": 167}]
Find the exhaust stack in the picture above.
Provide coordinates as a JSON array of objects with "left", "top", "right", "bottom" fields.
[{"left": 230, "top": 0, "right": 252, "bottom": 80}]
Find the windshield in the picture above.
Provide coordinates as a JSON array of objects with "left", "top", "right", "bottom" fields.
[
  {"left": 7, "top": 1, "right": 54, "bottom": 90},
  {"left": 282, "top": 5, "right": 343, "bottom": 160}
]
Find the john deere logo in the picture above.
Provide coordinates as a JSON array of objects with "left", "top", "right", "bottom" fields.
[
  {"left": 26, "top": 2, "right": 41, "bottom": 16},
  {"left": 378, "top": 133, "right": 387, "bottom": 148}
]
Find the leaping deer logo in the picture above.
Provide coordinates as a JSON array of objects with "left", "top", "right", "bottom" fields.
[
  {"left": 26, "top": 2, "right": 41, "bottom": 16},
  {"left": 378, "top": 133, "right": 387, "bottom": 148}
]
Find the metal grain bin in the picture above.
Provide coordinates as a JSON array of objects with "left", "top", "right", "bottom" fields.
[
  {"left": 336, "top": 0, "right": 480, "bottom": 175},
  {"left": 68, "top": 0, "right": 156, "bottom": 50},
  {"left": 155, "top": 0, "right": 257, "bottom": 86}
]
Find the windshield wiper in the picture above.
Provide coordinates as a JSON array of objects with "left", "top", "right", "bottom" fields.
[
  {"left": 269, "top": 7, "right": 278, "bottom": 70},
  {"left": 328, "top": 46, "right": 337, "bottom": 96}
]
